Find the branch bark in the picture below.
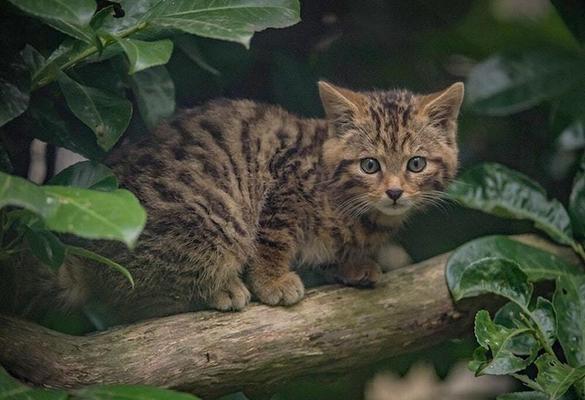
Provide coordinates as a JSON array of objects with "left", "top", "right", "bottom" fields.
[{"left": 0, "top": 235, "right": 579, "bottom": 399}]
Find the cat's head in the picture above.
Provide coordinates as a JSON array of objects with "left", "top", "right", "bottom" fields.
[{"left": 319, "top": 81, "right": 463, "bottom": 218}]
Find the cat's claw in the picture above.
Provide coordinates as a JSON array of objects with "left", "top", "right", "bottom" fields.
[
  {"left": 252, "top": 271, "right": 305, "bottom": 306},
  {"left": 208, "top": 278, "right": 251, "bottom": 311}
]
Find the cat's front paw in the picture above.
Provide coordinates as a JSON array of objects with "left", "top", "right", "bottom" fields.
[
  {"left": 207, "top": 277, "right": 251, "bottom": 311},
  {"left": 331, "top": 262, "right": 381, "bottom": 287},
  {"left": 251, "top": 271, "right": 305, "bottom": 306}
]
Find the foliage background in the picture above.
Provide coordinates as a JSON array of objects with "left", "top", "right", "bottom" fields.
[{"left": 1, "top": 0, "right": 584, "bottom": 399}]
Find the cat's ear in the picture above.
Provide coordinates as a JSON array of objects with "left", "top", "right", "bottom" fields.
[
  {"left": 419, "top": 82, "right": 464, "bottom": 128},
  {"left": 318, "top": 81, "right": 365, "bottom": 121}
]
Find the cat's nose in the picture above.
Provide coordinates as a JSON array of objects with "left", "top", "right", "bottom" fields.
[{"left": 386, "top": 188, "right": 404, "bottom": 201}]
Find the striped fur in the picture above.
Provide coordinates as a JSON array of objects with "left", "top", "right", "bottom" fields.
[{"left": 67, "top": 82, "right": 463, "bottom": 321}]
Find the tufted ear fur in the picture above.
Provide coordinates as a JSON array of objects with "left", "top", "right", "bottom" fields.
[
  {"left": 419, "top": 82, "right": 464, "bottom": 129},
  {"left": 318, "top": 81, "right": 366, "bottom": 122}
]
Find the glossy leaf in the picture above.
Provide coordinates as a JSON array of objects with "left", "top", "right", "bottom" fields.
[
  {"left": 0, "top": 171, "right": 146, "bottom": 248},
  {"left": 531, "top": 297, "right": 557, "bottom": 348},
  {"left": 116, "top": 38, "right": 173, "bottom": 74},
  {"left": 21, "top": 45, "right": 46, "bottom": 80},
  {"left": 569, "top": 154, "right": 585, "bottom": 239},
  {"left": 58, "top": 72, "right": 132, "bottom": 151},
  {"left": 149, "top": 0, "right": 301, "bottom": 48},
  {"left": 66, "top": 245, "right": 134, "bottom": 288},
  {"left": 447, "top": 236, "right": 580, "bottom": 296},
  {"left": 49, "top": 161, "right": 118, "bottom": 191},
  {"left": 7, "top": 0, "right": 96, "bottom": 44},
  {"left": 0, "top": 60, "right": 30, "bottom": 127},
  {"left": 494, "top": 302, "right": 540, "bottom": 355},
  {"left": 451, "top": 257, "right": 532, "bottom": 307},
  {"left": 449, "top": 163, "right": 574, "bottom": 246},
  {"left": 465, "top": 49, "right": 585, "bottom": 116},
  {"left": 27, "top": 97, "right": 105, "bottom": 160},
  {"left": 24, "top": 228, "right": 66, "bottom": 269},
  {"left": 535, "top": 354, "right": 585, "bottom": 400},
  {"left": 128, "top": 66, "right": 175, "bottom": 131},
  {"left": 472, "top": 310, "right": 535, "bottom": 375},
  {"left": 74, "top": 385, "right": 201, "bottom": 400},
  {"left": 32, "top": 39, "right": 92, "bottom": 90},
  {"left": 554, "top": 274, "right": 585, "bottom": 367},
  {"left": 0, "top": 367, "right": 68, "bottom": 400}
]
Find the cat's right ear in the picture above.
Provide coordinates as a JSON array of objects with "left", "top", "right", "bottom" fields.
[{"left": 318, "top": 81, "right": 365, "bottom": 122}]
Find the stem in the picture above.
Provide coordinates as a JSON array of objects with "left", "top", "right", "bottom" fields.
[{"left": 31, "top": 22, "right": 149, "bottom": 91}]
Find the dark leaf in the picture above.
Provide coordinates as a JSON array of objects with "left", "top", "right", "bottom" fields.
[
  {"left": 128, "top": 66, "right": 175, "bottom": 131},
  {"left": 465, "top": 49, "right": 585, "bottom": 116},
  {"left": 554, "top": 274, "right": 585, "bottom": 367},
  {"left": 535, "top": 354, "right": 585, "bottom": 400},
  {"left": 449, "top": 163, "right": 574, "bottom": 246},
  {"left": 148, "top": 0, "right": 301, "bottom": 48},
  {"left": 473, "top": 310, "right": 536, "bottom": 375},
  {"left": 551, "top": 0, "right": 585, "bottom": 44},
  {"left": 116, "top": 38, "right": 173, "bottom": 74},
  {"left": 48, "top": 161, "right": 118, "bottom": 191},
  {"left": 7, "top": 0, "right": 96, "bottom": 44},
  {"left": 0, "top": 60, "right": 30, "bottom": 127},
  {"left": 58, "top": 72, "right": 132, "bottom": 151},
  {"left": 24, "top": 227, "right": 66, "bottom": 269},
  {"left": 569, "top": 153, "right": 585, "bottom": 239},
  {"left": 446, "top": 235, "right": 579, "bottom": 297}
]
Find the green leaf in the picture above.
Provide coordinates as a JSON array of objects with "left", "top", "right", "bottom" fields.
[
  {"left": 49, "top": 161, "right": 118, "bottom": 191},
  {"left": 551, "top": 0, "right": 585, "bottom": 44},
  {"left": 73, "top": 384, "right": 200, "bottom": 400},
  {"left": 497, "top": 393, "right": 549, "bottom": 400},
  {"left": 21, "top": 45, "right": 46, "bottom": 79},
  {"left": 450, "top": 256, "right": 533, "bottom": 306},
  {"left": 0, "top": 145, "right": 13, "bottom": 173},
  {"left": 115, "top": 38, "right": 173, "bottom": 74},
  {"left": 531, "top": 297, "right": 557, "bottom": 348},
  {"left": 128, "top": 66, "right": 175, "bottom": 131},
  {"left": 0, "top": 366, "right": 68, "bottom": 400},
  {"left": 465, "top": 49, "right": 585, "bottom": 116},
  {"left": 494, "top": 302, "right": 540, "bottom": 355},
  {"left": 0, "top": 60, "right": 30, "bottom": 127},
  {"left": 7, "top": 0, "right": 96, "bottom": 44},
  {"left": 569, "top": 154, "right": 585, "bottom": 240},
  {"left": 58, "top": 72, "right": 132, "bottom": 151},
  {"left": 174, "top": 35, "right": 220, "bottom": 76},
  {"left": 554, "top": 274, "right": 585, "bottom": 367},
  {"left": 0, "top": 171, "right": 146, "bottom": 248},
  {"left": 446, "top": 236, "right": 580, "bottom": 296},
  {"left": 473, "top": 310, "right": 536, "bottom": 375},
  {"left": 449, "top": 163, "right": 574, "bottom": 246},
  {"left": 535, "top": 354, "right": 585, "bottom": 400},
  {"left": 66, "top": 245, "right": 134, "bottom": 288},
  {"left": 27, "top": 97, "right": 105, "bottom": 160},
  {"left": 32, "top": 39, "right": 92, "bottom": 90},
  {"left": 148, "top": 0, "right": 301, "bottom": 48},
  {"left": 24, "top": 227, "right": 66, "bottom": 270}
]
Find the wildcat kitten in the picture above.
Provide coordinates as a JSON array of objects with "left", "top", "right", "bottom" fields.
[{"left": 56, "top": 81, "right": 463, "bottom": 322}]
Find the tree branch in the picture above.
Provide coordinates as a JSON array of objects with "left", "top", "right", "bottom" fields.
[{"left": 0, "top": 235, "right": 578, "bottom": 399}]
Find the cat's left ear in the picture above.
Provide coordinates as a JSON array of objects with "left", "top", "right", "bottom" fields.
[{"left": 419, "top": 82, "right": 464, "bottom": 128}]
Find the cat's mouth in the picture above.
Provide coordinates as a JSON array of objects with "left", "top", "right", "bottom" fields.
[{"left": 375, "top": 201, "right": 411, "bottom": 216}]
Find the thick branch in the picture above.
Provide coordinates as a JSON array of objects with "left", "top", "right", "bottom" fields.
[{"left": 0, "top": 235, "right": 578, "bottom": 399}]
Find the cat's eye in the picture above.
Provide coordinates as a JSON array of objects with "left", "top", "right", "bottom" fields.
[
  {"left": 360, "top": 158, "right": 381, "bottom": 174},
  {"left": 407, "top": 156, "right": 427, "bottom": 173}
]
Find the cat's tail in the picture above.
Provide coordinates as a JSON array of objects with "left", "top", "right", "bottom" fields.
[{"left": 0, "top": 253, "right": 89, "bottom": 319}]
